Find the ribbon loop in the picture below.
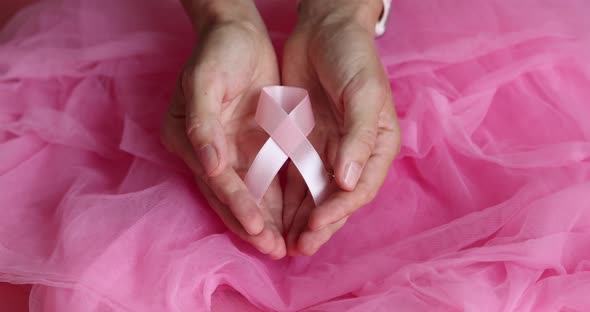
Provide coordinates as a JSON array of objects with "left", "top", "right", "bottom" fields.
[{"left": 244, "top": 86, "right": 331, "bottom": 205}]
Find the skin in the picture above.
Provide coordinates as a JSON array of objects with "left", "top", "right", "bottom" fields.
[
  {"left": 282, "top": 0, "right": 401, "bottom": 256},
  {"left": 161, "top": 0, "right": 401, "bottom": 259}
]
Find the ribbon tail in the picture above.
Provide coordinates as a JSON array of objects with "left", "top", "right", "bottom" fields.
[
  {"left": 289, "top": 140, "right": 331, "bottom": 205},
  {"left": 244, "top": 138, "right": 288, "bottom": 204}
]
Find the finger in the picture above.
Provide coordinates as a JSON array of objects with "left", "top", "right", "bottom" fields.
[
  {"left": 308, "top": 118, "right": 399, "bottom": 230},
  {"left": 163, "top": 87, "right": 266, "bottom": 237},
  {"left": 334, "top": 69, "right": 386, "bottom": 191},
  {"left": 286, "top": 194, "right": 314, "bottom": 257},
  {"left": 298, "top": 217, "right": 348, "bottom": 256},
  {"left": 260, "top": 178, "right": 287, "bottom": 260},
  {"left": 195, "top": 179, "right": 277, "bottom": 255},
  {"left": 199, "top": 176, "right": 287, "bottom": 260},
  {"left": 161, "top": 87, "right": 202, "bottom": 175},
  {"left": 267, "top": 225, "right": 287, "bottom": 260},
  {"left": 206, "top": 167, "right": 265, "bottom": 236},
  {"left": 182, "top": 67, "right": 228, "bottom": 177},
  {"left": 283, "top": 163, "right": 307, "bottom": 234}
]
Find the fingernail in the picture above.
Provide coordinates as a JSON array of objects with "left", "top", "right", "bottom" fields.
[
  {"left": 198, "top": 144, "right": 218, "bottom": 175},
  {"left": 343, "top": 161, "right": 361, "bottom": 189}
]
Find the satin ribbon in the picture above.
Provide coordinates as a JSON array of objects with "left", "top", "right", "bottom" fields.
[{"left": 244, "top": 86, "right": 331, "bottom": 205}]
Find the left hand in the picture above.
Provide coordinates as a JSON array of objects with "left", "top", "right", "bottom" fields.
[
  {"left": 162, "top": 0, "right": 287, "bottom": 258},
  {"left": 281, "top": 0, "right": 401, "bottom": 256}
]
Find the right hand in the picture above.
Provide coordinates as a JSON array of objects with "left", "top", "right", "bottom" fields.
[
  {"left": 281, "top": 0, "right": 400, "bottom": 256},
  {"left": 160, "top": 3, "right": 286, "bottom": 259}
]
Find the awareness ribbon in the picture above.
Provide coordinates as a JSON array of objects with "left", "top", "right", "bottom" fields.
[{"left": 244, "top": 86, "right": 331, "bottom": 205}]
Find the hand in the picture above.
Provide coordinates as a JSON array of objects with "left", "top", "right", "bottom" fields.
[
  {"left": 161, "top": 0, "right": 286, "bottom": 259},
  {"left": 281, "top": 0, "right": 401, "bottom": 256}
]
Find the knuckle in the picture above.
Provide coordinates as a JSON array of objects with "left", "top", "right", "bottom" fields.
[
  {"left": 185, "top": 117, "right": 210, "bottom": 144},
  {"left": 357, "top": 187, "right": 377, "bottom": 207},
  {"left": 229, "top": 188, "right": 246, "bottom": 200},
  {"left": 349, "top": 127, "right": 377, "bottom": 154},
  {"left": 341, "top": 68, "right": 368, "bottom": 105},
  {"left": 358, "top": 125, "right": 378, "bottom": 144},
  {"left": 378, "top": 112, "right": 402, "bottom": 157},
  {"left": 342, "top": 70, "right": 386, "bottom": 105}
]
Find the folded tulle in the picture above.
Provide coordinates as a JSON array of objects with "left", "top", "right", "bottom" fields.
[{"left": 1, "top": 0, "right": 590, "bottom": 311}]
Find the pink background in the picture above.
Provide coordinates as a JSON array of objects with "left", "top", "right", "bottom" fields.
[{"left": 1, "top": 2, "right": 35, "bottom": 311}]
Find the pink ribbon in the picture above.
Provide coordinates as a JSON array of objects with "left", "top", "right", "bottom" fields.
[{"left": 244, "top": 86, "right": 331, "bottom": 205}]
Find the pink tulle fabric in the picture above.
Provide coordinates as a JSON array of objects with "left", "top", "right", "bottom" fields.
[{"left": 1, "top": 0, "right": 590, "bottom": 311}]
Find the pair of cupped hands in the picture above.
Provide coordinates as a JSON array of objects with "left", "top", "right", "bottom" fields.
[{"left": 161, "top": 0, "right": 400, "bottom": 259}]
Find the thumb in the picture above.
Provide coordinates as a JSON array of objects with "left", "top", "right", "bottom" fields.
[
  {"left": 334, "top": 73, "right": 386, "bottom": 191},
  {"left": 182, "top": 69, "right": 228, "bottom": 177}
]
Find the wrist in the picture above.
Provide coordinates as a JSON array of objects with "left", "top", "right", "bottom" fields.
[
  {"left": 297, "top": 0, "right": 383, "bottom": 33},
  {"left": 181, "top": 0, "right": 266, "bottom": 34}
]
